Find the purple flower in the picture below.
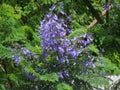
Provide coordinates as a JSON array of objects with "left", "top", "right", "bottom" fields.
[
  {"left": 67, "top": 15, "right": 72, "bottom": 21},
  {"left": 50, "top": 39, "right": 57, "bottom": 45},
  {"left": 71, "top": 37, "right": 77, "bottom": 41},
  {"left": 24, "top": 67, "right": 35, "bottom": 80},
  {"left": 25, "top": 72, "right": 35, "bottom": 80},
  {"left": 73, "top": 62, "right": 76, "bottom": 65},
  {"left": 60, "top": 10, "right": 66, "bottom": 15},
  {"left": 63, "top": 71, "right": 69, "bottom": 77},
  {"left": 21, "top": 48, "right": 30, "bottom": 54},
  {"left": 60, "top": 39, "right": 71, "bottom": 48},
  {"left": 21, "top": 48, "right": 34, "bottom": 58},
  {"left": 53, "top": 44, "right": 58, "bottom": 51},
  {"left": 12, "top": 55, "right": 21, "bottom": 65},
  {"left": 11, "top": 48, "right": 17, "bottom": 51},
  {"left": 66, "top": 46, "right": 77, "bottom": 58},
  {"left": 42, "top": 52, "right": 48, "bottom": 61},
  {"left": 59, "top": 19, "right": 64, "bottom": 24},
  {"left": 77, "top": 33, "right": 92, "bottom": 46},
  {"left": 84, "top": 58, "right": 96, "bottom": 69},
  {"left": 49, "top": 4, "right": 56, "bottom": 11},
  {"left": 53, "top": 14, "right": 58, "bottom": 20},
  {"left": 76, "top": 49, "right": 82, "bottom": 56},
  {"left": 65, "top": 56, "right": 69, "bottom": 63},
  {"left": 56, "top": 56, "right": 59, "bottom": 61},
  {"left": 59, "top": 72, "right": 64, "bottom": 79},
  {"left": 59, "top": 31, "right": 66, "bottom": 38},
  {"left": 100, "top": 62, "right": 104, "bottom": 67},
  {"left": 102, "top": 3, "right": 110, "bottom": 11},
  {"left": 97, "top": 60, "right": 104, "bottom": 67},
  {"left": 59, "top": 58, "right": 65, "bottom": 64},
  {"left": 58, "top": 46, "right": 64, "bottom": 55}
]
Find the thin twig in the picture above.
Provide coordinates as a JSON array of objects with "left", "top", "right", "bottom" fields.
[
  {"left": 88, "top": 5, "right": 113, "bottom": 28},
  {"left": 0, "top": 64, "right": 5, "bottom": 72}
]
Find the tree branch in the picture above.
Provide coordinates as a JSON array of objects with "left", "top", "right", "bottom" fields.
[
  {"left": 83, "top": 0, "right": 103, "bottom": 24},
  {"left": 88, "top": 5, "right": 113, "bottom": 28}
]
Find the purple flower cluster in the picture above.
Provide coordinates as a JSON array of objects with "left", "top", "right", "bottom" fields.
[
  {"left": 77, "top": 33, "right": 92, "bottom": 47},
  {"left": 84, "top": 57, "right": 96, "bottom": 69},
  {"left": 12, "top": 55, "right": 21, "bottom": 66},
  {"left": 59, "top": 71, "right": 69, "bottom": 79},
  {"left": 10, "top": 3, "right": 101, "bottom": 83},
  {"left": 24, "top": 67, "right": 35, "bottom": 80},
  {"left": 39, "top": 5, "right": 74, "bottom": 63},
  {"left": 11, "top": 47, "right": 36, "bottom": 80},
  {"left": 39, "top": 4, "right": 93, "bottom": 66},
  {"left": 38, "top": 4, "right": 99, "bottom": 80},
  {"left": 12, "top": 47, "right": 34, "bottom": 65},
  {"left": 21, "top": 48, "right": 34, "bottom": 59}
]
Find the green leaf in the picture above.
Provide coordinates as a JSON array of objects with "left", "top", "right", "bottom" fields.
[
  {"left": 7, "top": 74, "right": 19, "bottom": 85},
  {"left": 56, "top": 83, "right": 73, "bottom": 90},
  {"left": 89, "top": 44, "right": 99, "bottom": 54},
  {"left": 0, "top": 84, "right": 5, "bottom": 90},
  {"left": 0, "top": 44, "right": 13, "bottom": 58},
  {"left": 40, "top": 73, "right": 59, "bottom": 82},
  {"left": 63, "top": 0, "right": 71, "bottom": 3},
  {"left": 115, "top": 38, "right": 120, "bottom": 45},
  {"left": 68, "top": 27, "right": 87, "bottom": 39},
  {"left": 76, "top": 73, "right": 109, "bottom": 87},
  {"left": 101, "top": 57, "right": 120, "bottom": 75}
]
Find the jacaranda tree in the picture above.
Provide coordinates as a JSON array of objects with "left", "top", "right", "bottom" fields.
[{"left": 0, "top": 0, "right": 120, "bottom": 90}]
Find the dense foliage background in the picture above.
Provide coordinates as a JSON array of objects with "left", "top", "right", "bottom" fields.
[{"left": 0, "top": 0, "right": 120, "bottom": 90}]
